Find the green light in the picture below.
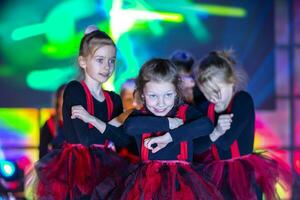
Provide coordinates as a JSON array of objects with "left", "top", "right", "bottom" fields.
[
  {"left": 189, "top": 4, "right": 246, "bottom": 17},
  {"left": 26, "top": 67, "right": 76, "bottom": 91},
  {"left": 0, "top": 108, "right": 39, "bottom": 137},
  {"left": 109, "top": 0, "right": 183, "bottom": 40},
  {"left": 11, "top": 23, "right": 46, "bottom": 41}
]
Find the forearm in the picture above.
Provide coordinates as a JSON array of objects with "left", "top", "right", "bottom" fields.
[
  {"left": 124, "top": 116, "right": 169, "bottom": 136},
  {"left": 89, "top": 116, "right": 107, "bottom": 133},
  {"left": 169, "top": 118, "right": 214, "bottom": 144},
  {"left": 103, "top": 125, "right": 131, "bottom": 147}
]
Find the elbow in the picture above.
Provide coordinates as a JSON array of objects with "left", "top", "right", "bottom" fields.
[
  {"left": 207, "top": 120, "right": 214, "bottom": 133},
  {"left": 123, "top": 122, "right": 135, "bottom": 136},
  {"left": 202, "top": 118, "right": 214, "bottom": 133}
]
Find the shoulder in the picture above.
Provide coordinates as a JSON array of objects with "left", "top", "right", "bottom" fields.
[
  {"left": 63, "top": 80, "right": 86, "bottom": 104},
  {"left": 64, "top": 80, "right": 85, "bottom": 96},
  {"left": 231, "top": 91, "right": 254, "bottom": 112},
  {"left": 233, "top": 91, "right": 254, "bottom": 105},
  {"left": 194, "top": 100, "right": 210, "bottom": 114}
]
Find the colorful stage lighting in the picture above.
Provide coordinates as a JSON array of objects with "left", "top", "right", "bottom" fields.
[{"left": 0, "top": 161, "right": 16, "bottom": 179}]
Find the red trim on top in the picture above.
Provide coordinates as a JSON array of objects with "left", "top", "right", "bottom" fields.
[
  {"left": 226, "top": 101, "right": 241, "bottom": 158},
  {"left": 140, "top": 104, "right": 190, "bottom": 161},
  {"left": 80, "top": 81, "right": 95, "bottom": 128},
  {"left": 47, "top": 116, "right": 56, "bottom": 137},
  {"left": 102, "top": 91, "right": 114, "bottom": 148},
  {"left": 141, "top": 133, "right": 151, "bottom": 161},
  {"left": 208, "top": 97, "right": 241, "bottom": 160},
  {"left": 80, "top": 81, "right": 115, "bottom": 147},
  {"left": 231, "top": 141, "right": 240, "bottom": 158},
  {"left": 208, "top": 104, "right": 221, "bottom": 160},
  {"left": 103, "top": 91, "right": 113, "bottom": 120},
  {"left": 176, "top": 105, "right": 188, "bottom": 161}
]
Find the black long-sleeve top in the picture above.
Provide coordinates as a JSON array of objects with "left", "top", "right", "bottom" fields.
[
  {"left": 39, "top": 116, "right": 64, "bottom": 159},
  {"left": 39, "top": 117, "right": 55, "bottom": 159},
  {"left": 193, "top": 91, "right": 255, "bottom": 159},
  {"left": 62, "top": 81, "right": 130, "bottom": 147},
  {"left": 123, "top": 105, "right": 213, "bottom": 162}
]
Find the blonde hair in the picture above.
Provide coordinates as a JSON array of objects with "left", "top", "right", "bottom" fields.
[{"left": 195, "top": 50, "right": 247, "bottom": 92}]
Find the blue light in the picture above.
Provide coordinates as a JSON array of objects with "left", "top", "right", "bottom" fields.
[{"left": 0, "top": 160, "right": 16, "bottom": 178}]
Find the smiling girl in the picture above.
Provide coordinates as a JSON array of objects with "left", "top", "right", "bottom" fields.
[{"left": 92, "top": 58, "right": 223, "bottom": 200}]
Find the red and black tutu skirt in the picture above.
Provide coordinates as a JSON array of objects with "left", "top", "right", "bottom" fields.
[
  {"left": 31, "top": 143, "right": 133, "bottom": 200},
  {"left": 92, "top": 160, "right": 223, "bottom": 200},
  {"left": 193, "top": 151, "right": 293, "bottom": 200}
]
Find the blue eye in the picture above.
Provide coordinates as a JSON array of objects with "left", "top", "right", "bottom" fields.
[
  {"left": 149, "top": 94, "right": 157, "bottom": 99},
  {"left": 165, "top": 93, "right": 174, "bottom": 98},
  {"left": 96, "top": 58, "right": 104, "bottom": 63},
  {"left": 109, "top": 59, "right": 116, "bottom": 64}
]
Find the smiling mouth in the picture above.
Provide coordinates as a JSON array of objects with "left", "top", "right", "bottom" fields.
[
  {"left": 153, "top": 108, "right": 167, "bottom": 113},
  {"left": 99, "top": 73, "right": 110, "bottom": 77}
]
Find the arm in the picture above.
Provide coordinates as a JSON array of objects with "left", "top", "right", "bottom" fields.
[
  {"left": 39, "top": 120, "right": 53, "bottom": 159},
  {"left": 123, "top": 112, "right": 170, "bottom": 136},
  {"left": 168, "top": 106, "right": 214, "bottom": 143},
  {"left": 144, "top": 107, "right": 231, "bottom": 153},
  {"left": 214, "top": 91, "right": 255, "bottom": 150},
  {"left": 63, "top": 81, "right": 117, "bottom": 145},
  {"left": 193, "top": 136, "right": 213, "bottom": 154}
]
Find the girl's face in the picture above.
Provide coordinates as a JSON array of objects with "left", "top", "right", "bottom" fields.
[
  {"left": 199, "top": 77, "right": 234, "bottom": 106},
  {"left": 80, "top": 45, "right": 116, "bottom": 83},
  {"left": 143, "top": 81, "right": 177, "bottom": 116}
]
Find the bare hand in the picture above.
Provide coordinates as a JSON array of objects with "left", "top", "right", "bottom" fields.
[
  {"left": 144, "top": 133, "right": 173, "bottom": 153},
  {"left": 71, "top": 105, "right": 93, "bottom": 123},
  {"left": 215, "top": 114, "right": 233, "bottom": 135},
  {"left": 108, "top": 117, "right": 122, "bottom": 127},
  {"left": 168, "top": 118, "right": 183, "bottom": 129}
]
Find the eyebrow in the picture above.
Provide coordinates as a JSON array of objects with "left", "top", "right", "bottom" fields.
[
  {"left": 146, "top": 90, "right": 175, "bottom": 95},
  {"left": 94, "top": 56, "right": 116, "bottom": 59}
]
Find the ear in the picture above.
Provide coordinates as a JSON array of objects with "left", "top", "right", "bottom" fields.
[{"left": 78, "top": 56, "right": 87, "bottom": 69}]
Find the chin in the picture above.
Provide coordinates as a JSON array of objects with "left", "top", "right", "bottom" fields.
[
  {"left": 153, "top": 112, "right": 167, "bottom": 116},
  {"left": 153, "top": 109, "right": 171, "bottom": 116}
]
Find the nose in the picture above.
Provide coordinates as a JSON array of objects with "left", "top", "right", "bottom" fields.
[
  {"left": 104, "top": 62, "right": 110, "bottom": 70},
  {"left": 157, "top": 96, "right": 165, "bottom": 107}
]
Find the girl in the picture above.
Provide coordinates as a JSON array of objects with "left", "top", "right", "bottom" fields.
[
  {"left": 191, "top": 51, "right": 292, "bottom": 200},
  {"left": 92, "top": 58, "right": 224, "bottom": 200},
  {"left": 39, "top": 84, "right": 66, "bottom": 159},
  {"left": 34, "top": 25, "right": 133, "bottom": 199}
]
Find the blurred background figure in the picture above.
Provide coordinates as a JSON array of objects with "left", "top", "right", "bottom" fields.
[
  {"left": 116, "top": 78, "right": 141, "bottom": 163},
  {"left": 117, "top": 78, "right": 142, "bottom": 123},
  {"left": 39, "top": 84, "right": 66, "bottom": 159},
  {"left": 170, "top": 50, "right": 197, "bottom": 104}
]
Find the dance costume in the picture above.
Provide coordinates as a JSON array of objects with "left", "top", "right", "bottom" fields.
[
  {"left": 39, "top": 115, "right": 64, "bottom": 159},
  {"left": 34, "top": 80, "right": 132, "bottom": 199},
  {"left": 193, "top": 91, "right": 292, "bottom": 200},
  {"left": 92, "top": 104, "right": 223, "bottom": 200}
]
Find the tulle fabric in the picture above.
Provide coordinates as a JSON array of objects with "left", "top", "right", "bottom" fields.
[
  {"left": 27, "top": 143, "right": 133, "bottom": 200},
  {"left": 194, "top": 151, "right": 293, "bottom": 200},
  {"left": 92, "top": 160, "right": 223, "bottom": 200}
]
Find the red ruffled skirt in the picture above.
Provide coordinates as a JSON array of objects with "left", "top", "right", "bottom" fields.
[
  {"left": 92, "top": 160, "right": 223, "bottom": 200},
  {"left": 193, "top": 151, "right": 293, "bottom": 200},
  {"left": 32, "top": 143, "right": 133, "bottom": 200}
]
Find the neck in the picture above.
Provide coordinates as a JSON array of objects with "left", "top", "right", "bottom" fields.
[
  {"left": 215, "top": 96, "right": 232, "bottom": 113},
  {"left": 84, "top": 77, "right": 104, "bottom": 101}
]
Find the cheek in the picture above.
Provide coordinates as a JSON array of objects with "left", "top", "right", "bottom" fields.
[
  {"left": 109, "top": 65, "right": 115, "bottom": 72},
  {"left": 145, "top": 98, "right": 156, "bottom": 106},
  {"left": 165, "top": 98, "right": 175, "bottom": 106}
]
